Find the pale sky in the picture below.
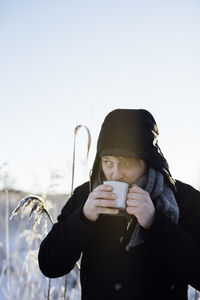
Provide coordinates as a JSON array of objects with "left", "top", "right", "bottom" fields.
[{"left": 0, "top": 0, "right": 200, "bottom": 194}]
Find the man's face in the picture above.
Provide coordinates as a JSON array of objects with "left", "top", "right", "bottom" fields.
[{"left": 101, "top": 156, "right": 147, "bottom": 186}]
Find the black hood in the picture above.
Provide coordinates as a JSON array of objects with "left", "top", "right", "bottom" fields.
[{"left": 91, "top": 109, "right": 175, "bottom": 190}]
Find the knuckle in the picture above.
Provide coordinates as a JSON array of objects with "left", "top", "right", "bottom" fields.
[
  {"left": 95, "top": 199, "right": 100, "bottom": 206},
  {"left": 94, "top": 190, "right": 101, "bottom": 198},
  {"left": 126, "top": 207, "right": 132, "bottom": 214},
  {"left": 94, "top": 185, "right": 102, "bottom": 192},
  {"left": 94, "top": 190, "right": 99, "bottom": 196},
  {"left": 126, "top": 199, "right": 130, "bottom": 205}
]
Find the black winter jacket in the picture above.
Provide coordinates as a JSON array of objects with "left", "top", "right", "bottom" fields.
[{"left": 38, "top": 180, "right": 200, "bottom": 300}]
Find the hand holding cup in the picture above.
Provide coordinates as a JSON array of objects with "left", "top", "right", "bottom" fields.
[{"left": 83, "top": 184, "right": 119, "bottom": 221}]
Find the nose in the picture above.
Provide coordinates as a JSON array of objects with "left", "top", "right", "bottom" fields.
[{"left": 111, "top": 165, "right": 124, "bottom": 181}]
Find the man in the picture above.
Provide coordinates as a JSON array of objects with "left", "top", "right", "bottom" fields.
[{"left": 38, "top": 109, "right": 200, "bottom": 300}]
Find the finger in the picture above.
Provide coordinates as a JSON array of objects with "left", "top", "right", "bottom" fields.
[
  {"left": 94, "top": 184, "right": 113, "bottom": 192},
  {"left": 129, "top": 184, "right": 148, "bottom": 194},
  {"left": 96, "top": 207, "right": 119, "bottom": 215},
  {"left": 94, "top": 199, "right": 117, "bottom": 208},
  {"left": 127, "top": 192, "right": 148, "bottom": 201},
  {"left": 126, "top": 206, "right": 138, "bottom": 215},
  {"left": 126, "top": 199, "right": 140, "bottom": 207},
  {"left": 93, "top": 190, "right": 116, "bottom": 200}
]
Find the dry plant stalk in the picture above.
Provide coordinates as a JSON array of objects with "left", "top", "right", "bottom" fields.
[
  {"left": 5, "top": 188, "right": 10, "bottom": 295},
  {"left": 70, "top": 124, "right": 90, "bottom": 271},
  {"left": 10, "top": 194, "right": 54, "bottom": 226},
  {"left": 8, "top": 124, "right": 91, "bottom": 300},
  {"left": 2, "top": 172, "right": 11, "bottom": 299},
  {"left": 64, "top": 124, "right": 91, "bottom": 300},
  {"left": 71, "top": 125, "right": 91, "bottom": 195},
  {"left": 10, "top": 194, "right": 54, "bottom": 300}
]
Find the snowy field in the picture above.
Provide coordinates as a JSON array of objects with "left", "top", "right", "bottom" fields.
[
  {"left": 0, "top": 190, "right": 81, "bottom": 300},
  {"left": 0, "top": 190, "right": 199, "bottom": 300}
]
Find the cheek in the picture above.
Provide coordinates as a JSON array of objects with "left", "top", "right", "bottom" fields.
[
  {"left": 101, "top": 166, "right": 110, "bottom": 179},
  {"left": 127, "top": 167, "right": 144, "bottom": 181}
]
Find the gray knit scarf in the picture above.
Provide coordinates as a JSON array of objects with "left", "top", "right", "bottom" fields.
[{"left": 125, "top": 167, "right": 179, "bottom": 251}]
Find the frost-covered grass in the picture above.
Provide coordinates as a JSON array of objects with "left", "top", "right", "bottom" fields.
[{"left": 0, "top": 190, "right": 81, "bottom": 300}]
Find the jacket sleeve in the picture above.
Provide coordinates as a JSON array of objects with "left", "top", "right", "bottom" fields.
[
  {"left": 142, "top": 180, "right": 200, "bottom": 290},
  {"left": 38, "top": 182, "right": 97, "bottom": 278}
]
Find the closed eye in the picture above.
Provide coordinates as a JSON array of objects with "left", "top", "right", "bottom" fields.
[{"left": 101, "top": 159, "right": 113, "bottom": 167}]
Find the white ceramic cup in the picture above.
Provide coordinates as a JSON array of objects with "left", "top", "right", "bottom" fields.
[{"left": 103, "top": 180, "right": 129, "bottom": 210}]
